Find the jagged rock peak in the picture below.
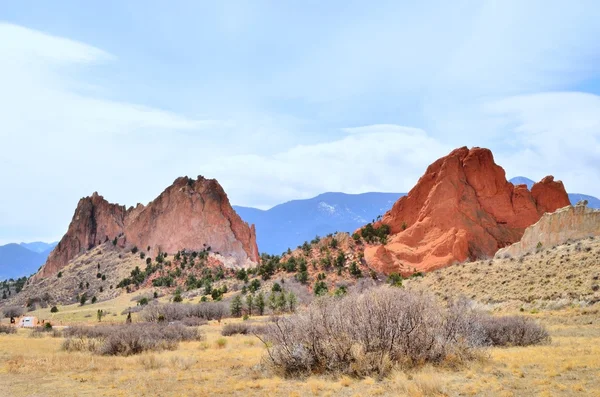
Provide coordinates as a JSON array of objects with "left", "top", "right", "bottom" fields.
[
  {"left": 364, "top": 146, "right": 570, "bottom": 275},
  {"left": 34, "top": 176, "right": 259, "bottom": 280}
]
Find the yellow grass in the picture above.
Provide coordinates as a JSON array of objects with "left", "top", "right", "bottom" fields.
[
  {"left": 405, "top": 237, "right": 600, "bottom": 309},
  {"left": 1, "top": 308, "right": 599, "bottom": 396}
]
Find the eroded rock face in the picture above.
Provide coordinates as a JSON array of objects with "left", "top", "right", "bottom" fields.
[
  {"left": 364, "top": 147, "right": 570, "bottom": 275},
  {"left": 496, "top": 202, "right": 600, "bottom": 258},
  {"left": 34, "top": 176, "right": 259, "bottom": 279}
]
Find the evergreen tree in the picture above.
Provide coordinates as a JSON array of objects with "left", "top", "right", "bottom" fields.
[
  {"left": 276, "top": 292, "right": 287, "bottom": 313},
  {"left": 255, "top": 291, "right": 266, "bottom": 316},
  {"left": 267, "top": 292, "right": 277, "bottom": 313},
  {"left": 245, "top": 294, "right": 254, "bottom": 316},
  {"left": 287, "top": 292, "right": 298, "bottom": 313},
  {"left": 230, "top": 295, "right": 243, "bottom": 317}
]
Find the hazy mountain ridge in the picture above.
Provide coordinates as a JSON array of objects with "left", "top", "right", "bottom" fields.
[
  {"left": 0, "top": 242, "right": 57, "bottom": 280},
  {"left": 234, "top": 192, "right": 405, "bottom": 254}
]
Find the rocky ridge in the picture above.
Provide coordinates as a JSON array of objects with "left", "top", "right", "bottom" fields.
[
  {"left": 364, "top": 147, "right": 571, "bottom": 274},
  {"left": 496, "top": 201, "right": 600, "bottom": 258},
  {"left": 35, "top": 176, "right": 259, "bottom": 280}
]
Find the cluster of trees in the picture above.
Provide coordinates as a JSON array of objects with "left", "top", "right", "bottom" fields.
[
  {"left": 0, "top": 277, "right": 27, "bottom": 299},
  {"left": 230, "top": 289, "right": 298, "bottom": 317},
  {"left": 354, "top": 223, "right": 391, "bottom": 244}
]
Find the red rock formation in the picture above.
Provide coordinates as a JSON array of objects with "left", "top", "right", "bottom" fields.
[
  {"left": 35, "top": 176, "right": 259, "bottom": 279},
  {"left": 364, "top": 147, "right": 570, "bottom": 275}
]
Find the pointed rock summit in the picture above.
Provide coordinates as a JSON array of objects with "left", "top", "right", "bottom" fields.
[
  {"left": 35, "top": 176, "right": 259, "bottom": 279},
  {"left": 365, "top": 147, "right": 570, "bottom": 274}
]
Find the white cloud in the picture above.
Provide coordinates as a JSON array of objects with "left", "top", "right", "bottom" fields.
[
  {"left": 2, "top": 1, "right": 600, "bottom": 245},
  {"left": 488, "top": 92, "right": 600, "bottom": 196},
  {"left": 200, "top": 125, "right": 451, "bottom": 209}
]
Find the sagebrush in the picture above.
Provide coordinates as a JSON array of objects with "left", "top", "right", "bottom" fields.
[{"left": 260, "top": 287, "right": 549, "bottom": 377}]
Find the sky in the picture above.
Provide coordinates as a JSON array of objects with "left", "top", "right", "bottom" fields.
[{"left": 1, "top": 0, "right": 600, "bottom": 244}]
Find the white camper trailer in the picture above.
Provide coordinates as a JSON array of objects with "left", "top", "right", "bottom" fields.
[{"left": 17, "top": 316, "right": 37, "bottom": 328}]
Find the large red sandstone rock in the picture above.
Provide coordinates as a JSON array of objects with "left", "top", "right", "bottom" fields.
[
  {"left": 35, "top": 176, "right": 259, "bottom": 279},
  {"left": 364, "top": 147, "right": 570, "bottom": 275}
]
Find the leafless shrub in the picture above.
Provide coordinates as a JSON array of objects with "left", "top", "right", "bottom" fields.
[
  {"left": 62, "top": 323, "right": 204, "bottom": 356},
  {"left": 2, "top": 306, "right": 24, "bottom": 318},
  {"left": 141, "top": 302, "right": 227, "bottom": 323},
  {"left": 180, "top": 317, "right": 208, "bottom": 327},
  {"left": 121, "top": 305, "right": 145, "bottom": 315},
  {"left": 259, "top": 287, "right": 548, "bottom": 378},
  {"left": 480, "top": 315, "right": 550, "bottom": 347},
  {"left": 221, "top": 322, "right": 251, "bottom": 336},
  {"left": 0, "top": 324, "right": 16, "bottom": 334}
]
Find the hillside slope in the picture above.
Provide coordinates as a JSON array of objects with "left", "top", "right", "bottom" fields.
[{"left": 406, "top": 237, "right": 600, "bottom": 306}]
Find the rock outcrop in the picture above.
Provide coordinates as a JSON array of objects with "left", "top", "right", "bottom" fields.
[
  {"left": 35, "top": 176, "right": 259, "bottom": 279},
  {"left": 496, "top": 202, "right": 600, "bottom": 258},
  {"left": 364, "top": 147, "right": 570, "bottom": 275}
]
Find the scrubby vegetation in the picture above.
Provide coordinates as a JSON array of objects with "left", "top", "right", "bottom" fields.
[
  {"left": 260, "top": 287, "right": 549, "bottom": 377},
  {"left": 141, "top": 302, "right": 227, "bottom": 323},
  {"left": 62, "top": 323, "right": 203, "bottom": 356},
  {"left": 0, "top": 324, "right": 17, "bottom": 334},
  {"left": 221, "top": 322, "right": 251, "bottom": 336}
]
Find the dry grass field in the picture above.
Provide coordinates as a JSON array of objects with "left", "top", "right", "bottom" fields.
[
  {"left": 1, "top": 306, "right": 599, "bottom": 397},
  {"left": 1, "top": 238, "right": 599, "bottom": 396},
  {"left": 405, "top": 237, "right": 600, "bottom": 310}
]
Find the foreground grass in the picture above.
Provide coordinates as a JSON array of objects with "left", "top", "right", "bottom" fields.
[{"left": 1, "top": 308, "right": 599, "bottom": 396}]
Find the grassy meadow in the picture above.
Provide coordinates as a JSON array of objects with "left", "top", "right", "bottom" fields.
[{"left": 1, "top": 301, "right": 599, "bottom": 397}]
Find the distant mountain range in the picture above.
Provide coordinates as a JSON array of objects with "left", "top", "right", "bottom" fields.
[
  {"left": 2, "top": 176, "right": 598, "bottom": 275},
  {"left": 0, "top": 241, "right": 57, "bottom": 280},
  {"left": 235, "top": 177, "right": 599, "bottom": 255},
  {"left": 234, "top": 192, "right": 404, "bottom": 255}
]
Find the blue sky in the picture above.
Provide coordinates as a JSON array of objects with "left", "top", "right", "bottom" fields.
[{"left": 1, "top": 1, "right": 600, "bottom": 244}]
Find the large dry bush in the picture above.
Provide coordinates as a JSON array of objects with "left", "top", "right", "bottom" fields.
[
  {"left": 260, "top": 287, "right": 548, "bottom": 378},
  {"left": 221, "top": 322, "right": 251, "bottom": 336},
  {"left": 62, "top": 323, "right": 203, "bottom": 356},
  {"left": 0, "top": 324, "right": 17, "bottom": 334},
  {"left": 141, "top": 302, "right": 227, "bottom": 323},
  {"left": 2, "top": 306, "right": 24, "bottom": 318},
  {"left": 480, "top": 315, "right": 550, "bottom": 346}
]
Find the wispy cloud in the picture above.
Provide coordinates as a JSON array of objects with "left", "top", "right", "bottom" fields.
[{"left": 1, "top": 0, "right": 600, "bottom": 244}]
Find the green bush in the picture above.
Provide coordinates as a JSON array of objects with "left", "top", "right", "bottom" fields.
[{"left": 50, "top": 306, "right": 59, "bottom": 313}]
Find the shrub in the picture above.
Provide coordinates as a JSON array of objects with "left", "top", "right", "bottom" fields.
[
  {"left": 50, "top": 306, "right": 59, "bottom": 313},
  {"left": 313, "top": 281, "right": 328, "bottom": 296},
  {"left": 0, "top": 324, "right": 16, "bottom": 334},
  {"left": 180, "top": 317, "right": 208, "bottom": 327},
  {"left": 2, "top": 306, "right": 24, "bottom": 318},
  {"left": 259, "top": 288, "right": 530, "bottom": 377},
  {"left": 62, "top": 323, "right": 203, "bottom": 356},
  {"left": 221, "top": 322, "right": 251, "bottom": 336},
  {"left": 481, "top": 316, "right": 550, "bottom": 347},
  {"left": 387, "top": 272, "right": 403, "bottom": 287},
  {"left": 141, "top": 302, "right": 227, "bottom": 323},
  {"left": 215, "top": 337, "right": 227, "bottom": 349}
]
